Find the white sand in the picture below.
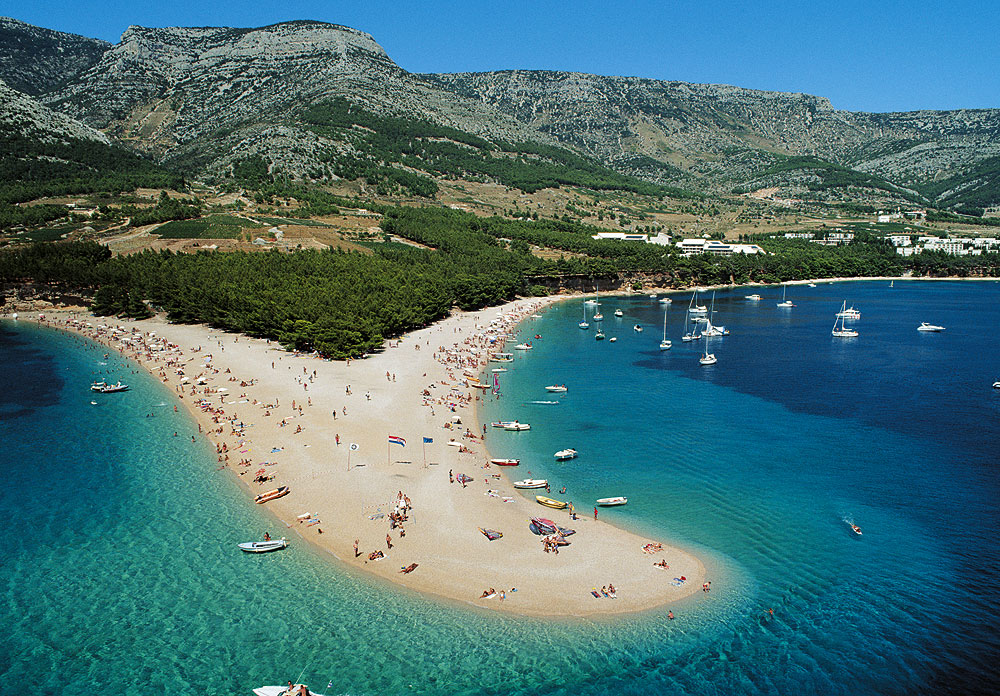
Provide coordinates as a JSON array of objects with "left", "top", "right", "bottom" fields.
[{"left": 35, "top": 298, "right": 705, "bottom": 617}]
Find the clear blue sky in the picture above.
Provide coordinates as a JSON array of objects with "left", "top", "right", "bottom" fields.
[{"left": 9, "top": 0, "right": 999, "bottom": 113}]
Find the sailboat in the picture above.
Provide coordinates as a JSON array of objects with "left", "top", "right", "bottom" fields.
[
  {"left": 702, "top": 291, "right": 729, "bottom": 336},
  {"left": 688, "top": 289, "right": 708, "bottom": 315},
  {"left": 699, "top": 343, "right": 717, "bottom": 365},
  {"left": 832, "top": 301, "right": 859, "bottom": 337},
  {"left": 681, "top": 310, "right": 701, "bottom": 342},
  {"left": 777, "top": 285, "right": 795, "bottom": 308},
  {"left": 578, "top": 302, "right": 589, "bottom": 329},
  {"left": 659, "top": 308, "right": 672, "bottom": 350},
  {"left": 592, "top": 284, "right": 603, "bottom": 321}
]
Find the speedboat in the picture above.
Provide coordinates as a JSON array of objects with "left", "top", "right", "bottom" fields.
[
  {"left": 238, "top": 538, "right": 287, "bottom": 553},
  {"left": 253, "top": 685, "right": 326, "bottom": 696},
  {"left": 536, "top": 496, "right": 567, "bottom": 509},
  {"left": 745, "top": 294, "right": 762, "bottom": 301},
  {"left": 90, "top": 381, "right": 107, "bottom": 391},
  {"left": 595, "top": 330, "right": 605, "bottom": 340},
  {"left": 994, "top": 381, "right": 1000, "bottom": 389},
  {"left": 95, "top": 381, "right": 129, "bottom": 393},
  {"left": 614, "top": 309, "right": 624, "bottom": 317},
  {"left": 254, "top": 486, "right": 290, "bottom": 504},
  {"left": 490, "top": 458, "right": 520, "bottom": 466},
  {"left": 917, "top": 323, "right": 945, "bottom": 332},
  {"left": 659, "top": 298, "right": 672, "bottom": 305},
  {"left": 514, "top": 479, "right": 548, "bottom": 489},
  {"left": 514, "top": 343, "right": 532, "bottom": 350},
  {"left": 609, "top": 337, "right": 617, "bottom": 342},
  {"left": 491, "top": 421, "right": 516, "bottom": 428},
  {"left": 554, "top": 448, "right": 578, "bottom": 460},
  {"left": 596, "top": 497, "right": 628, "bottom": 506},
  {"left": 633, "top": 325, "right": 643, "bottom": 332},
  {"left": 850, "top": 523, "right": 862, "bottom": 536},
  {"left": 545, "top": 384, "right": 568, "bottom": 393},
  {"left": 836, "top": 306, "right": 861, "bottom": 320},
  {"left": 504, "top": 421, "right": 531, "bottom": 431}
]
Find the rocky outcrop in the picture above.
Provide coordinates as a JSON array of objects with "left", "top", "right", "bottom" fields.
[{"left": 0, "top": 79, "right": 109, "bottom": 145}]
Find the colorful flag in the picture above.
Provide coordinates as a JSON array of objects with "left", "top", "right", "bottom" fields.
[
  {"left": 388, "top": 435, "right": 406, "bottom": 446},
  {"left": 422, "top": 437, "right": 433, "bottom": 443}
]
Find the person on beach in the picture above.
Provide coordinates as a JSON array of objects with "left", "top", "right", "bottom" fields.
[
  {"left": 353, "top": 539, "right": 359, "bottom": 557},
  {"left": 386, "top": 534, "right": 392, "bottom": 550},
  {"left": 594, "top": 507, "right": 598, "bottom": 520}
]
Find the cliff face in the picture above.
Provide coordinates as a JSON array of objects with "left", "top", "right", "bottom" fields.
[{"left": 2, "top": 17, "right": 998, "bottom": 208}]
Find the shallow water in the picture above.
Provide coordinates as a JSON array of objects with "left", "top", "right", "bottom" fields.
[{"left": 2, "top": 280, "right": 998, "bottom": 696}]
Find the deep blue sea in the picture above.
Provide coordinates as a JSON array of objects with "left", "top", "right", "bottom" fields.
[{"left": 3, "top": 280, "right": 999, "bottom": 696}]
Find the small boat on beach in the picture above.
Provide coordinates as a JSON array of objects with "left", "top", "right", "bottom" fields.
[
  {"left": 238, "top": 538, "right": 287, "bottom": 553},
  {"left": 530, "top": 517, "right": 559, "bottom": 534},
  {"left": 490, "top": 458, "right": 520, "bottom": 466},
  {"left": 596, "top": 497, "right": 628, "bottom": 506},
  {"left": 545, "top": 384, "right": 568, "bottom": 393},
  {"left": 514, "top": 479, "right": 548, "bottom": 489},
  {"left": 536, "top": 496, "right": 567, "bottom": 509},
  {"left": 554, "top": 448, "right": 578, "bottom": 460},
  {"left": 917, "top": 323, "right": 945, "bottom": 332},
  {"left": 254, "top": 486, "right": 290, "bottom": 504},
  {"left": 479, "top": 527, "right": 503, "bottom": 541}
]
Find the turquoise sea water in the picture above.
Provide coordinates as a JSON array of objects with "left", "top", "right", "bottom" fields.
[{"left": 2, "top": 280, "right": 999, "bottom": 695}]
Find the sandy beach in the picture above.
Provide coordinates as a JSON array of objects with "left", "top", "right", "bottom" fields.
[{"left": 30, "top": 297, "right": 705, "bottom": 617}]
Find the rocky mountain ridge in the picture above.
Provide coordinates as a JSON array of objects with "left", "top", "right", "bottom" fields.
[{"left": 2, "top": 17, "right": 998, "bottom": 209}]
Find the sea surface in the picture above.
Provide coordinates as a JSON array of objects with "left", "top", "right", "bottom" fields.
[{"left": 2, "top": 280, "right": 999, "bottom": 696}]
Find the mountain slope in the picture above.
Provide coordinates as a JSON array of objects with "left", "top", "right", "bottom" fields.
[
  {"left": 0, "top": 17, "right": 109, "bottom": 96},
  {"left": 2, "top": 17, "right": 999, "bottom": 209}
]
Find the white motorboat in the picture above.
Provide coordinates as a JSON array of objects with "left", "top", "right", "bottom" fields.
[
  {"left": 491, "top": 368, "right": 507, "bottom": 373},
  {"left": 648, "top": 293, "right": 658, "bottom": 299},
  {"left": 808, "top": 282, "right": 817, "bottom": 287},
  {"left": 917, "top": 323, "right": 945, "bottom": 332},
  {"left": 514, "top": 343, "right": 532, "bottom": 350},
  {"left": 633, "top": 324, "right": 643, "bottom": 332},
  {"left": 609, "top": 337, "right": 617, "bottom": 342},
  {"left": 253, "top": 685, "right": 326, "bottom": 696},
  {"left": 491, "top": 420, "right": 516, "bottom": 428},
  {"left": 504, "top": 421, "right": 531, "bottom": 431},
  {"left": 659, "top": 297, "right": 672, "bottom": 305},
  {"left": 836, "top": 305, "right": 861, "bottom": 320},
  {"left": 993, "top": 381, "right": 1000, "bottom": 389},
  {"left": 614, "top": 308, "right": 623, "bottom": 317},
  {"left": 554, "top": 448, "right": 578, "bottom": 460},
  {"left": 92, "top": 381, "right": 129, "bottom": 393},
  {"left": 745, "top": 294, "right": 762, "bottom": 301},
  {"left": 777, "top": 285, "right": 795, "bottom": 308},
  {"left": 238, "top": 538, "right": 288, "bottom": 553},
  {"left": 545, "top": 384, "right": 568, "bottom": 393},
  {"left": 513, "top": 479, "right": 549, "bottom": 489},
  {"left": 595, "top": 330, "right": 605, "bottom": 340},
  {"left": 832, "top": 301, "right": 859, "bottom": 338},
  {"left": 596, "top": 496, "right": 628, "bottom": 506}
]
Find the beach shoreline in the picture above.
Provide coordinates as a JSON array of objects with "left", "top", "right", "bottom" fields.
[{"left": 21, "top": 296, "right": 706, "bottom": 618}]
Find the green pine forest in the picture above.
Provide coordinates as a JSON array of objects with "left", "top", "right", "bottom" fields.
[{"left": 4, "top": 205, "right": 999, "bottom": 359}]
